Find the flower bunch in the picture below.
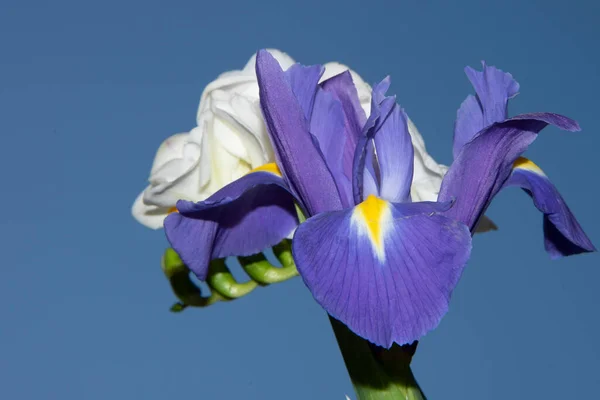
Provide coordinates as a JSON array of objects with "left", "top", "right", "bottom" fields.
[{"left": 155, "top": 50, "right": 594, "bottom": 347}]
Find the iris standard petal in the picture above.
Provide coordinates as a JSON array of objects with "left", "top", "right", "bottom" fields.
[
  {"left": 352, "top": 89, "right": 395, "bottom": 203},
  {"left": 465, "top": 61, "right": 519, "bottom": 127},
  {"left": 505, "top": 157, "right": 595, "bottom": 258},
  {"left": 164, "top": 166, "right": 298, "bottom": 280},
  {"left": 453, "top": 95, "right": 484, "bottom": 159},
  {"left": 439, "top": 113, "right": 580, "bottom": 231},
  {"left": 284, "top": 63, "right": 324, "bottom": 121},
  {"left": 320, "top": 71, "right": 367, "bottom": 181},
  {"left": 293, "top": 195, "right": 472, "bottom": 348},
  {"left": 310, "top": 87, "right": 352, "bottom": 208},
  {"left": 256, "top": 50, "right": 343, "bottom": 215},
  {"left": 362, "top": 139, "right": 379, "bottom": 199},
  {"left": 374, "top": 104, "right": 414, "bottom": 203},
  {"left": 453, "top": 63, "right": 520, "bottom": 159}
]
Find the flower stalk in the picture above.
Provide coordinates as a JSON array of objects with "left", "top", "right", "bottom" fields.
[
  {"left": 330, "top": 317, "right": 426, "bottom": 400},
  {"left": 240, "top": 240, "right": 299, "bottom": 284}
]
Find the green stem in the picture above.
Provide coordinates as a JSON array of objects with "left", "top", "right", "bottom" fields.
[
  {"left": 239, "top": 240, "right": 299, "bottom": 284},
  {"left": 329, "top": 317, "right": 426, "bottom": 400},
  {"left": 162, "top": 248, "right": 229, "bottom": 311},
  {"left": 207, "top": 258, "right": 258, "bottom": 298}
]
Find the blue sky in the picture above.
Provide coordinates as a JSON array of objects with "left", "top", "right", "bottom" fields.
[{"left": 1, "top": 0, "right": 598, "bottom": 399}]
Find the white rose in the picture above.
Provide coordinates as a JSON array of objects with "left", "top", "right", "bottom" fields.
[{"left": 132, "top": 49, "right": 449, "bottom": 229}]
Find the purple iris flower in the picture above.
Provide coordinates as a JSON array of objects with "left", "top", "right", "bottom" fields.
[
  {"left": 165, "top": 51, "right": 594, "bottom": 348},
  {"left": 440, "top": 62, "right": 595, "bottom": 258}
]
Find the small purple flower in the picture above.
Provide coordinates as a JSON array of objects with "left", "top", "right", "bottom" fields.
[{"left": 164, "top": 51, "right": 594, "bottom": 348}]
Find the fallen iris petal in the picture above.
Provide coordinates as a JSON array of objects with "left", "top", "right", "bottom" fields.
[
  {"left": 292, "top": 195, "right": 472, "bottom": 348},
  {"left": 505, "top": 158, "right": 595, "bottom": 258},
  {"left": 439, "top": 113, "right": 580, "bottom": 231},
  {"left": 164, "top": 170, "right": 298, "bottom": 280}
]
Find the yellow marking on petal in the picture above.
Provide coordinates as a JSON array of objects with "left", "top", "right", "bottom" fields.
[
  {"left": 167, "top": 207, "right": 178, "bottom": 214},
  {"left": 247, "top": 163, "right": 282, "bottom": 177},
  {"left": 513, "top": 157, "right": 546, "bottom": 176},
  {"left": 352, "top": 195, "right": 392, "bottom": 261}
]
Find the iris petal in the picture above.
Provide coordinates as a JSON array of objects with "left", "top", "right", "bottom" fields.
[
  {"left": 284, "top": 63, "right": 323, "bottom": 121},
  {"left": 374, "top": 104, "right": 414, "bottom": 203},
  {"left": 352, "top": 83, "right": 395, "bottom": 203},
  {"left": 453, "top": 95, "right": 484, "bottom": 159},
  {"left": 320, "top": 71, "right": 367, "bottom": 181},
  {"left": 293, "top": 196, "right": 471, "bottom": 348},
  {"left": 465, "top": 61, "right": 519, "bottom": 126},
  {"left": 439, "top": 113, "right": 580, "bottom": 231},
  {"left": 310, "top": 87, "right": 352, "bottom": 208},
  {"left": 256, "top": 50, "right": 343, "bottom": 215},
  {"left": 505, "top": 158, "right": 595, "bottom": 258},
  {"left": 453, "top": 62, "right": 520, "bottom": 158},
  {"left": 164, "top": 169, "right": 298, "bottom": 280}
]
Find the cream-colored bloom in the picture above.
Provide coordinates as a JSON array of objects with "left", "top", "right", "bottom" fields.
[
  {"left": 132, "top": 49, "right": 454, "bottom": 230},
  {"left": 132, "top": 49, "right": 295, "bottom": 229}
]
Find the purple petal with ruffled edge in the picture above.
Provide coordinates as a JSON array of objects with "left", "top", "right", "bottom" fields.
[
  {"left": 465, "top": 61, "right": 519, "bottom": 126},
  {"left": 284, "top": 63, "right": 323, "bottom": 122},
  {"left": 256, "top": 50, "right": 342, "bottom": 215},
  {"left": 374, "top": 103, "right": 414, "bottom": 203},
  {"left": 164, "top": 169, "right": 298, "bottom": 280},
  {"left": 293, "top": 196, "right": 472, "bottom": 347},
  {"left": 504, "top": 158, "right": 595, "bottom": 258},
  {"left": 321, "top": 71, "right": 367, "bottom": 181},
  {"left": 439, "top": 113, "right": 580, "bottom": 231},
  {"left": 453, "top": 62, "right": 520, "bottom": 158}
]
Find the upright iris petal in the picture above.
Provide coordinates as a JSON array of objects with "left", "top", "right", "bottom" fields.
[
  {"left": 320, "top": 71, "right": 367, "bottom": 182},
  {"left": 310, "top": 86, "right": 352, "bottom": 208},
  {"left": 374, "top": 103, "right": 414, "bottom": 203},
  {"left": 351, "top": 81, "right": 396, "bottom": 204},
  {"left": 256, "top": 50, "right": 343, "bottom": 215},
  {"left": 464, "top": 61, "right": 519, "bottom": 126}
]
